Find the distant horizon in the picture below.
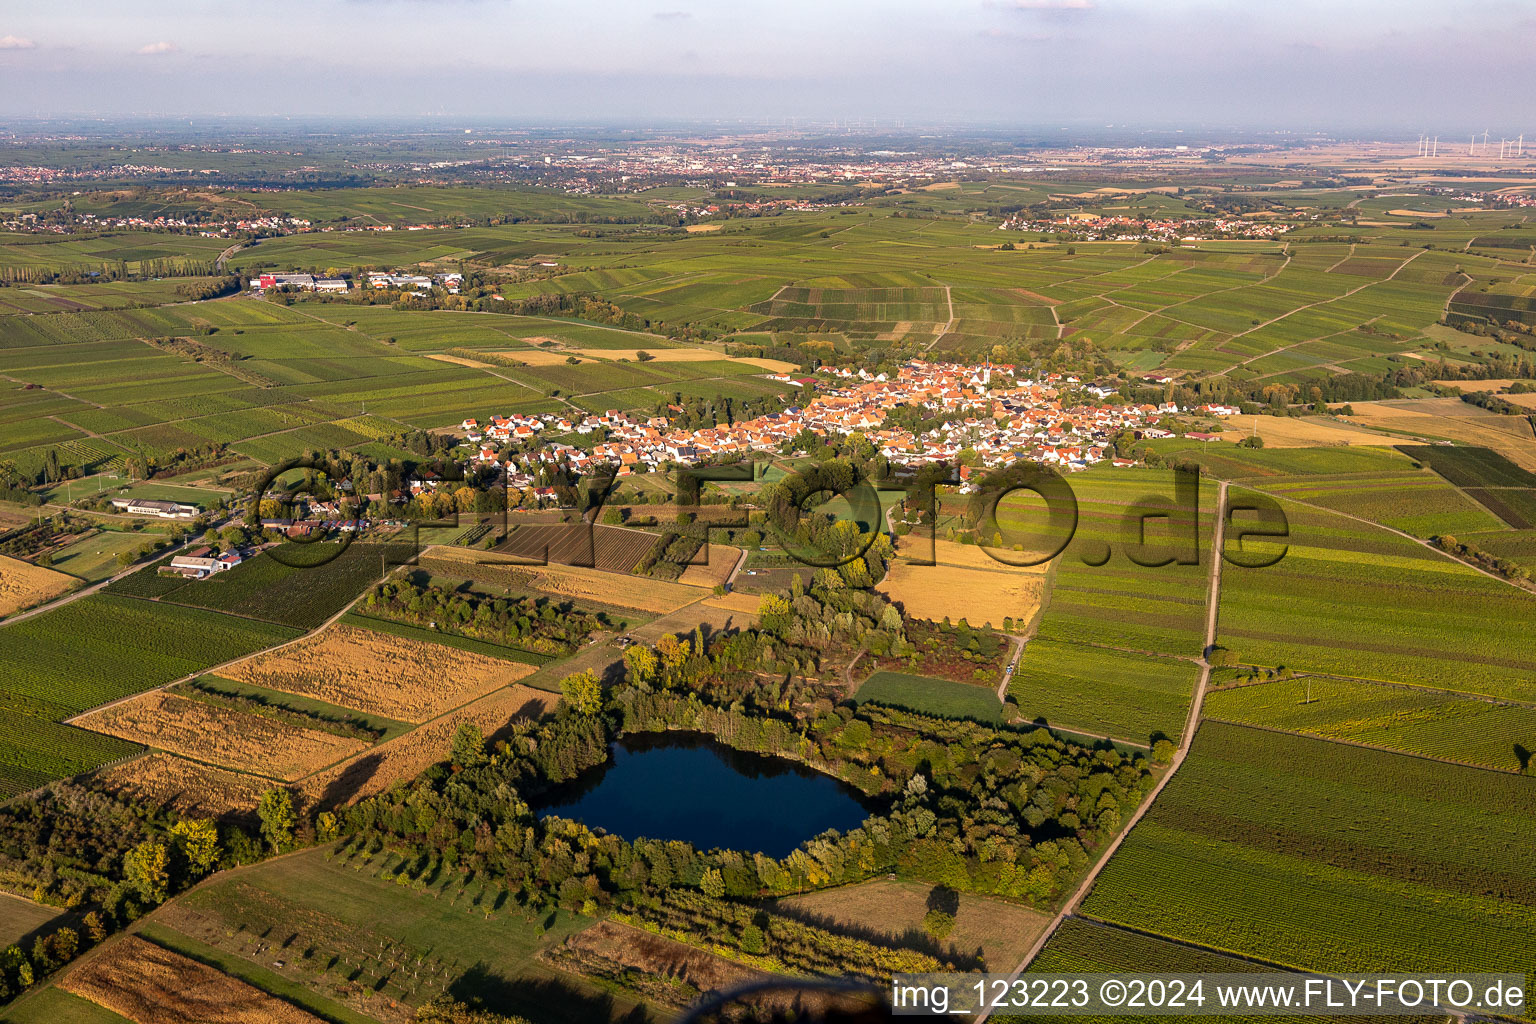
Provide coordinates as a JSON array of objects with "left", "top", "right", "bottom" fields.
[
  {"left": 0, "top": 116, "right": 1518, "bottom": 144},
  {"left": 2, "top": 0, "right": 1533, "bottom": 127}
]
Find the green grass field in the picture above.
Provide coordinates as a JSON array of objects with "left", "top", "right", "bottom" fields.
[
  {"left": 0, "top": 987, "right": 133, "bottom": 1024},
  {"left": 164, "top": 844, "right": 634, "bottom": 1024},
  {"left": 1005, "top": 917, "right": 1375, "bottom": 1024},
  {"left": 854, "top": 670, "right": 1005, "bottom": 724},
  {"left": 1016, "top": 469, "right": 1212, "bottom": 658}
]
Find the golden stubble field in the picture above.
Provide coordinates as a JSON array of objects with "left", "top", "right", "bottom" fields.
[
  {"left": 677, "top": 543, "right": 742, "bottom": 589},
  {"left": 0, "top": 554, "right": 76, "bottom": 618},
  {"left": 876, "top": 537, "right": 1048, "bottom": 629},
  {"left": 1214, "top": 414, "right": 1397, "bottom": 448},
  {"left": 76, "top": 692, "right": 367, "bottom": 781},
  {"left": 422, "top": 547, "right": 700, "bottom": 613},
  {"left": 62, "top": 934, "right": 324, "bottom": 1024},
  {"left": 221, "top": 623, "right": 533, "bottom": 722},
  {"left": 103, "top": 752, "right": 272, "bottom": 819},
  {"left": 298, "top": 683, "right": 555, "bottom": 807},
  {"left": 1341, "top": 399, "right": 1536, "bottom": 470},
  {"left": 105, "top": 682, "right": 560, "bottom": 816}
]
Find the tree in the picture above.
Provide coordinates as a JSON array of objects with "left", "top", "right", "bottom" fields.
[
  {"left": 81, "top": 912, "right": 107, "bottom": 944},
  {"left": 124, "top": 840, "right": 170, "bottom": 904},
  {"left": 700, "top": 867, "right": 725, "bottom": 898},
  {"left": 170, "top": 819, "right": 220, "bottom": 876},
  {"left": 451, "top": 722, "right": 487, "bottom": 768},
  {"left": 48, "top": 928, "right": 77, "bottom": 965},
  {"left": 559, "top": 670, "right": 602, "bottom": 716},
  {"left": 1152, "top": 738, "right": 1176, "bottom": 763},
  {"left": 414, "top": 1000, "right": 535, "bottom": 1024},
  {"left": 922, "top": 908, "right": 955, "bottom": 941},
  {"left": 622, "top": 644, "right": 658, "bottom": 687},
  {"left": 257, "top": 788, "right": 295, "bottom": 851}
]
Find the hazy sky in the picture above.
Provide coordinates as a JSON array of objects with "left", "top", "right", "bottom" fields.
[{"left": 1, "top": 0, "right": 1532, "bottom": 129}]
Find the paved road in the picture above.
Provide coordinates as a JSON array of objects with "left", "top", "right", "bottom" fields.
[{"left": 976, "top": 480, "right": 1229, "bottom": 1020}]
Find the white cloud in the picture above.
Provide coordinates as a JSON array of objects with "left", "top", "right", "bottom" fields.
[
  {"left": 0, "top": 34, "right": 35, "bottom": 50},
  {"left": 992, "top": 0, "right": 1093, "bottom": 9},
  {"left": 136, "top": 40, "right": 176, "bottom": 55},
  {"left": 654, "top": 10, "right": 691, "bottom": 20}
]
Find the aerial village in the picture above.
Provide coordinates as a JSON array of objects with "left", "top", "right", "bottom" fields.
[
  {"left": 997, "top": 211, "right": 1295, "bottom": 241},
  {"left": 453, "top": 360, "right": 1239, "bottom": 501}
]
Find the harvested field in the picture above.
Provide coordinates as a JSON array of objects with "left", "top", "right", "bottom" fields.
[
  {"left": 0, "top": 892, "right": 64, "bottom": 950},
  {"left": 61, "top": 934, "right": 323, "bottom": 1024},
  {"left": 221, "top": 624, "right": 534, "bottom": 722},
  {"left": 1343, "top": 400, "right": 1536, "bottom": 470},
  {"left": 779, "top": 879, "right": 1048, "bottom": 971},
  {"left": 630, "top": 600, "right": 748, "bottom": 644},
  {"left": 493, "top": 522, "right": 659, "bottom": 573},
  {"left": 1437, "top": 379, "right": 1536, "bottom": 395},
  {"left": 877, "top": 538, "right": 1047, "bottom": 629},
  {"left": 677, "top": 544, "right": 742, "bottom": 589},
  {"left": 547, "top": 920, "right": 766, "bottom": 1010},
  {"left": 489, "top": 348, "right": 585, "bottom": 365},
  {"left": 102, "top": 752, "right": 268, "bottom": 819},
  {"left": 423, "top": 547, "right": 699, "bottom": 613},
  {"left": 700, "top": 590, "right": 762, "bottom": 617},
  {"left": 423, "top": 353, "right": 493, "bottom": 369},
  {"left": 298, "top": 684, "right": 554, "bottom": 807},
  {"left": 1215, "top": 415, "right": 1395, "bottom": 448},
  {"left": 75, "top": 692, "right": 367, "bottom": 781},
  {"left": 573, "top": 349, "right": 797, "bottom": 372},
  {"left": 0, "top": 554, "right": 75, "bottom": 618}
]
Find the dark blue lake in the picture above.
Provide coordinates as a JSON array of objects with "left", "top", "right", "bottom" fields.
[{"left": 536, "top": 732, "right": 873, "bottom": 858}]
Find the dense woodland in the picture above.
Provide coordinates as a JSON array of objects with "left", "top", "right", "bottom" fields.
[{"left": 362, "top": 578, "right": 615, "bottom": 655}]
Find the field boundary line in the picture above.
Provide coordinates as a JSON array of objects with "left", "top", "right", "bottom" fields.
[
  {"left": 975, "top": 480, "right": 1227, "bottom": 1022},
  {"left": 61, "top": 560, "right": 402, "bottom": 726},
  {"left": 1201, "top": 717, "right": 1532, "bottom": 777},
  {"left": 1208, "top": 668, "right": 1536, "bottom": 711},
  {"left": 1239, "top": 482, "right": 1536, "bottom": 594}
]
